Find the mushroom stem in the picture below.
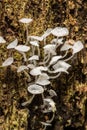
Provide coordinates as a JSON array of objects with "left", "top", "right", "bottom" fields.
[
  {"left": 39, "top": 53, "right": 50, "bottom": 65},
  {"left": 43, "top": 125, "right": 47, "bottom": 130},
  {"left": 37, "top": 46, "right": 40, "bottom": 57},
  {"left": 64, "top": 54, "right": 74, "bottom": 62},
  {"left": 21, "top": 94, "right": 35, "bottom": 106},
  {"left": 62, "top": 50, "right": 68, "bottom": 59},
  {"left": 44, "top": 38, "right": 46, "bottom": 46},
  {"left": 47, "top": 112, "right": 55, "bottom": 123},
  {"left": 32, "top": 46, "right": 35, "bottom": 55},
  {"left": 49, "top": 72, "right": 61, "bottom": 79},
  {"left": 20, "top": 52, "right": 27, "bottom": 62},
  {"left": 55, "top": 36, "right": 59, "bottom": 44},
  {"left": 23, "top": 70, "right": 30, "bottom": 79},
  {"left": 25, "top": 25, "right": 29, "bottom": 45},
  {"left": 41, "top": 93, "right": 45, "bottom": 104}
]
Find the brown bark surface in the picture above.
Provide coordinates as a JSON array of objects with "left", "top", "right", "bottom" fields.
[{"left": 0, "top": 0, "right": 87, "bottom": 130}]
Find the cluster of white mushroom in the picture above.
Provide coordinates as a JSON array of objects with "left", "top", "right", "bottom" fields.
[{"left": 0, "top": 18, "right": 84, "bottom": 128}]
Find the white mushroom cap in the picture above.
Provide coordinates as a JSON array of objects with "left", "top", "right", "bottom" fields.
[
  {"left": 36, "top": 73, "right": 50, "bottom": 86},
  {"left": 72, "top": 41, "right": 84, "bottom": 54},
  {"left": 7, "top": 39, "right": 18, "bottom": 49},
  {"left": 60, "top": 43, "right": 72, "bottom": 51},
  {"left": 43, "top": 44, "right": 56, "bottom": 55},
  {"left": 19, "top": 18, "right": 33, "bottom": 24},
  {"left": 28, "top": 36, "right": 43, "bottom": 41},
  {"left": 15, "top": 45, "right": 30, "bottom": 52},
  {"left": 2, "top": 57, "right": 14, "bottom": 67},
  {"left": 30, "top": 41, "right": 39, "bottom": 46},
  {"left": 41, "top": 28, "right": 52, "bottom": 39},
  {"left": 0, "top": 36, "right": 6, "bottom": 44},
  {"left": 17, "top": 65, "right": 28, "bottom": 73},
  {"left": 28, "top": 55, "right": 39, "bottom": 61},
  {"left": 49, "top": 55, "right": 62, "bottom": 65},
  {"left": 53, "top": 60, "right": 71, "bottom": 70},
  {"left": 28, "top": 84, "right": 44, "bottom": 94},
  {"left": 51, "top": 27, "right": 69, "bottom": 37},
  {"left": 30, "top": 66, "right": 48, "bottom": 76}
]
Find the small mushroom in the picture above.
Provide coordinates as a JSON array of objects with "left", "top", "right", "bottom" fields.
[
  {"left": 2, "top": 57, "right": 14, "bottom": 67},
  {"left": 22, "top": 84, "right": 44, "bottom": 106},
  {"left": 0, "top": 36, "right": 6, "bottom": 44},
  {"left": 36, "top": 73, "right": 50, "bottom": 86},
  {"left": 53, "top": 60, "right": 71, "bottom": 70},
  {"left": 51, "top": 38, "right": 63, "bottom": 45},
  {"left": 30, "top": 66, "right": 47, "bottom": 76},
  {"left": 51, "top": 27, "right": 69, "bottom": 37},
  {"left": 43, "top": 44, "right": 56, "bottom": 55},
  {"left": 28, "top": 84, "right": 44, "bottom": 95},
  {"left": 7, "top": 39, "right": 18, "bottom": 49},
  {"left": 49, "top": 55, "right": 62, "bottom": 66},
  {"left": 28, "top": 55, "right": 39, "bottom": 61},
  {"left": 17, "top": 65, "right": 28, "bottom": 73},
  {"left": 72, "top": 41, "right": 84, "bottom": 54},
  {"left": 19, "top": 18, "right": 33, "bottom": 24},
  {"left": 43, "top": 98, "right": 56, "bottom": 112},
  {"left": 27, "top": 84, "right": 44, "bottom": 104},
  {"left": 41, "top": 28, "right": 52, "bottom": 39},
  {"left": 60, "top": 42, "right": 72, "bottom": 51},
  {"left": 15, "top": 45, "right": 30, "bottom": 52},
  {"left": 28, "top": 35, "right": 43, "bottom": 41},
  {"left": 19, "top": 18, "right": 33, "bottom": 45},
  {"left": 30, "top": 41, "right": 39, "bottom": 47}
]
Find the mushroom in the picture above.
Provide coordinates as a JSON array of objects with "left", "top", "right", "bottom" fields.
[
  {"left": 24, "top": 84, "right": 44, "bottom": 105},
  {"left": 61, "top": 40, "right": 84, "bottom": 61},
  {"left": 30, "top": 66, "right": 47, "bottom": 76},
  {"left": 22, "top": 84, "right": 44, "bottom": 106},
  {"left": 19, "top": 18, "right": 33, "bottom": 45},
  {"left": 0, "top": 36, "right": 6, "bottom": 44},
  {"left": 49, "top": 55, "right": 62, "bottom": 66},
  {"left": 43, "top": 44, "right": 56, "bottom": 55},
  {"left": 19, "top": 18, "right": 33, "bottom": 24},
  {"left": 41, "top": 28, "right": 52, "bottom": 45},
  {"left": 36, "top": 73, "right": 50, "bottom": 86},
  {"left": 53, "top": 60, "right": 71, "bottom": 70},
  {"left": 15, "top": 45, "right": 30, "bottom": 52},
  {"left": 15, "top": 45, "right": 30, "bottom": 61},
  {"left": 72, "top": 40, "right": 84, "bottom": 54},
  {"left": 17, "top": 65, "right": 28, "bottom": 73},
  {"left": 7, "top": 39, "right": 18, "bottom": 49},
  {"left": 41, "top": 28, "right": 52, "bottom": 39},
  {"left": 28, "top": 55, "right": 39, "bottom": 61},
  {"left": 51, "top": 27, "right": 69, "bottom": 37},
  {"left": 29, "top": 40, "right": 39, "bottom": 57},
  {"left": 40, "top": 121, "right": 51, "bottom": 130},
  {"left": 28, "top": 84, "right": 44, "bottom": 94},
  {"left": 2, "top": 57, "right": 14, "bottom": 67},
  {"left": 51, "top": 38, "right": 63, "bottom": 47}
]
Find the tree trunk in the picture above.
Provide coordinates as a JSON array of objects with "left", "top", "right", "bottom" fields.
[{"left": 0, "top": 0, "right": 87, "bottom": 130}]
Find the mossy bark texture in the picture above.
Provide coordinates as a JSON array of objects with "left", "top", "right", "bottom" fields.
[{"left": 0, "top": 0, "right": 87, "bottom": 130}]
